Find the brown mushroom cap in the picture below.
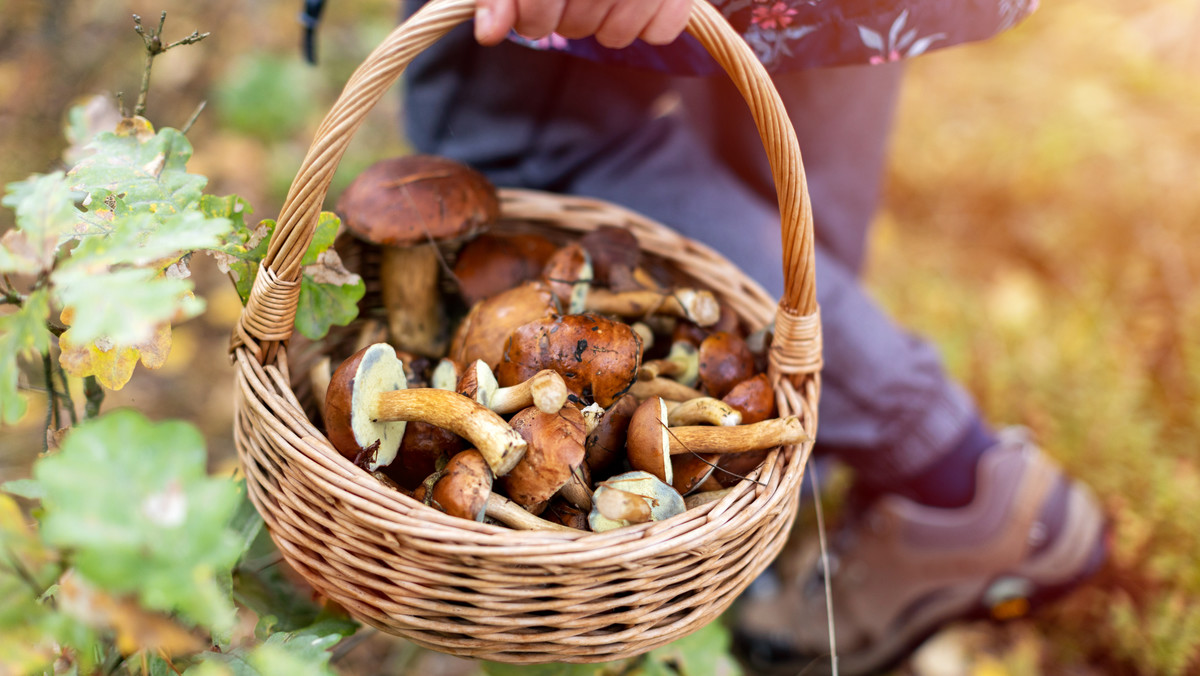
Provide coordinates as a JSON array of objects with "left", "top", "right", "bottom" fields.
[
  {"left": 542, "top": 243, "right": 592, "bottom": 313},
  {"left": 626, "top": 396, "right": 673, "bottom": 485},
  {"left": 336, "top": 155, "right": 499, "bottom": 247},
  {"left": 501, "top": 406, "right": 587, "bottom": 514},
  {"left": 323, "top": 343, "right": 408, "bottom": 470},
  {"left": 698, "top": 331, "right": 757, "bottom": 398},
  {"left": 721, "top": 373, "right": 776, "bottom": 425},
  {"left": 584, "top": 393, "right": 638, "bottom": 477},
  {"left": 449, "top": 280, "right": 558, "bottom": 369},
  {"left": 578, "top": 225, "right": 642, "bottom": 288},
  {"left": 432, "top": 449, "right": 494, "bottom": 522},
  {"left": 496, "top": 313, "right": 643, "bottom": 408},
  {"left": 453, "top": 232, "right": 558, "bottom": 306}
]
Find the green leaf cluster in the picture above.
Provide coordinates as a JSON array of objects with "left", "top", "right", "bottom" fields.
[
  {"left": 209, "top": 209, "right": 364, "bottom": 340},
  {"left": 32, "top": 409, "right": 245, "bottom": 635}
]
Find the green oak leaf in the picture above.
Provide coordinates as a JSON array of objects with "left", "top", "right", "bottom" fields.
[
  {"left": 0, "top": 288, "right": 52, "bottom": 424},
  {"left": 213, "top": 212, "right": 363, "bottom": 340},
  {"left": 32, "top": 410, "right": 244, "bottom": 635},
  {"left": 640, "top": 621, "right": 743, "bottom": 676},
  {"left": 190, "top": 614, "right": 356, "bottom": 676},
  {"left": 67, "top": 121, "right": 206, "bottom": 223},
  {"left": 0, "top": 172, "right": 81, "bottom": 274},
  {"left": 203, "top": 196, "right": 267, "bottom": 303},
  {"left": 294, "top": 267, "right": 365, "bottom": 340},
  {"left": 67, "top": 208, "right": 232, "bottom": 271},
  {"left": 51, "top": 265, "right": 203, "bottom": 346}
]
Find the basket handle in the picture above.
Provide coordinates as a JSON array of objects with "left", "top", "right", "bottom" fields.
[{"left": 234, "top": 0, "right": 821, "bottom": 377}]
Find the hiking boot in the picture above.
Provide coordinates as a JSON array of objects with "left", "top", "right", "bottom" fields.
[{"left": 731, "top": 427, "right": 1108, "bottom": 676}]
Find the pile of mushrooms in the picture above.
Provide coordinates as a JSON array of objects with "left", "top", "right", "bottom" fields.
[{"left": 316, "top": 155, "right": 807, "bottom": 532}]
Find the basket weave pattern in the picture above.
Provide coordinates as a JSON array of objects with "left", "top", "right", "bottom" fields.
[{"left": 232, "top": 0, "right": 822, "bottom": 663}]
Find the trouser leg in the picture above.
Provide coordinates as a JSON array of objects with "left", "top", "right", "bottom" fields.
[{"left": 402, "top": 23, "right": 978, "bottom": 485}]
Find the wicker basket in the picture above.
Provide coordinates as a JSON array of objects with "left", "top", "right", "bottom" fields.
[{"left": 231, "top": 0, "right": 823, "bottom": 664}]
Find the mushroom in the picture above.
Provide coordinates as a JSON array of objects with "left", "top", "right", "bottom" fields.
[
  {"left": 628, "top": 377, "right": 706, "bottom": 403},
  {"left": 625, "top": 396, "right": 809, "bottom": 484},
  {"left": 697, "top": 331, "right": 757, "bottom": 398},
  {"left": 542, "top": 243, "right": 593, "bottom": 314},
  {"left": 501, "top": 405, "right": 592, "bottom": 514},
  {"left": 665, "top": 397, "right": 743, "bottom": 427},
  {"left": 664, "top": 397, "right": 741, "bottom": 495},
  {"left": 496, "top": 312, "right": 643, "bottom": 408},
  {"left": 706, "top": 373, "right": 778, "bottom": 488},
  {"left": 456, "top": 360, "right": 569, "bottom": 415},
  {"left": 583, "top": 394, "right": 639, "bottom": 477},
  {"left": 540, "top": 238, "right": 718, "bottom": 326},
  {"left": 543, "top": 499, "right": 591, "bottom": 530},
  {"left": 721, "top": 373, "right": 776, "bottom": 425},
  {"left": 324, "top": 343, "right": 526, "bottom": 475},
  {"left": 383, "top": 358, "right": 467, "bottom": 490},
  {"left": 638, "top": 340, "right": 699, "bottom": 387},
  {"left": 449, "top": 280, "right": 558, "bottom": 369},
  {"left": 485, "top": 492, "right": 578, "bottom": 531},
  {"left": 588, "top": 471, "right": 686, "bottom": 532},
  {"left": 337, "top": 155, "right": 500, "bottom": 357},
  {"left": 671, "top": 302, "right": 743, "bottom": 346},
  {"left": 452, "top": 232, "right": 558, "bottom": 306},
  {"left": 431, "top": 449, "right": 493, "bottom": 522}
]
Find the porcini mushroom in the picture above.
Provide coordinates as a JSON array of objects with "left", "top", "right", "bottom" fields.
[
  {"left": 588, "top": 471, "right": 686, "bottom": 533},
  {"left": 665, "top": 397, "right": 742, "bottom": 427},
  {"left": 542, "top": 243, "right": 593, "bottom": 314},
  {"left": 452, "top": 232, "right": 558, "bottom": 306},
  {"left": 449, "top": 280, "right": 558, "bottom": 368},
  {"left": 325, "top": 343, "right": 526, "bottom": 475},
  {"left": 584, "top": 394, "right": 638, "bottom": 477},
  {"left": 337, "top": 155, "right": 500, "bottom": 357},
  {"left": 457, "top": 360, "right": 569, "bottom": 415},
  {"left": 625, "top": 396, "right": 808, "bottom": 483},
  {"left": 496, "top": 313, "right": 643, "bottom": 408},
  {"left": 501, "top": 405, "right": 591, "bottom": 514},
  {"left": 697, "top": 331, "right": 757, "bottom": 398},
  {"left": 431, "top": 449, "right": 493, "bottom": 522}
]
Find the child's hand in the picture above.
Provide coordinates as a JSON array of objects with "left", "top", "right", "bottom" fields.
[{"left": 474, "top": 0, "right": 693, "bottom": 49}]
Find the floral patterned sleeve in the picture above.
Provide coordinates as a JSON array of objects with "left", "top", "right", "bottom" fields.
[{"left": 509, "top": 0, "right": 1038, "bottom": 74}]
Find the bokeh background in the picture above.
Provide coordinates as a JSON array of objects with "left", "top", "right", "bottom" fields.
[{"left": 2, "top": 0, "right": 1198, "bottom": 673}]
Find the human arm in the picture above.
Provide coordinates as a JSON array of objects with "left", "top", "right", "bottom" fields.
[{"left": 473, "top": 0, "right": 693, "bottom": 49}]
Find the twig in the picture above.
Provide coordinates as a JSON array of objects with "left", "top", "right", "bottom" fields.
[
  {"left": 42, "top": 353, "right": 59, "bottom": 447},
  {"left": 808, "top": 462, "right": 837, "bottom": 676},
  {"left": 131, "top": 12, "right": 210, "bottom": 118},
  {"left": 180, "top": 100, "right": 206, "bottom": 135},
  {"left": 55, "top": 358, "right": 77, "bottom": 426},
  {"left": 1, "top": 545, "right": 44, "bottom": 599},
  {"left": 84, "top": 376, "right": 104, "bottom": 419}
]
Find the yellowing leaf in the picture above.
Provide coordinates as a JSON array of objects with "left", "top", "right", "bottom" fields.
[
  {"left": 57, "top": 570, "right": 204, "bottom": 657},
  {"left": 58, "top": 319, "right": 172, "bottom": 390}
]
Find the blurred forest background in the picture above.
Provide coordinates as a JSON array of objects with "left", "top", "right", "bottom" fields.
[{"left": 2, "top": 0, "right": 1199, "bottom": 674}]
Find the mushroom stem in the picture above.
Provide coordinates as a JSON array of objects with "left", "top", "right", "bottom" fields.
[
  {"left": 628, "top": 378, "right": 706, "bottom": 402},
  {"left": 489, "top": 369, "right": 569, "bottom": 415},
  {"left": 485, "top": 493, "right": 579, "bottom": 531},
  {"left": 665, "top": 397, "right": 742, "bottom": 427},
  {"left": 684, "top": 488, "right": 735, "bottom": 510},
  {"left": 373, "top": 388, "right": 526, "bottom": 476},
  {"left": 665, "top": 416, "right": 808, "bottom": 455},
  {"left": 381, "top": 244, "right": 446, "bottom": 358},
  {"left": 585, "top": 288, "right": 720, "bottom": 326},
  {"left": 638, "top": 341, "right": 699, "bottom": 386}
]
